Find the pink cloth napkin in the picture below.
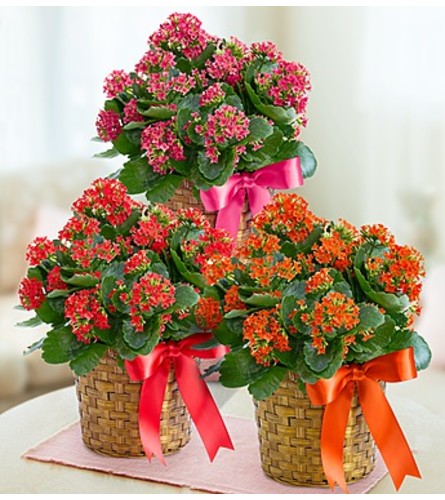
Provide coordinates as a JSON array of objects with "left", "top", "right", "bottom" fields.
[{"left": 23, "top": 416, "right": 387, "bottom": 494}]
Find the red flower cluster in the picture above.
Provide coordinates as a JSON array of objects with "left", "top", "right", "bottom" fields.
[
  {"left": 26, "top": 237, "right": 56, "bottom": 266},
  {"left": 64, "top": 288, "right": 110, "bottom": 344},
  {"left": 46, "top": 267, "right": 68, "bottom": 292},
  {"left": 18, "top": 277, "right": 45, "bottom": 310},
  {"left": 72, "top": 178, "right": 139, "bottom": 226},
  {"left": 243, "top": 309, "right": 290, "bottom": 367}
]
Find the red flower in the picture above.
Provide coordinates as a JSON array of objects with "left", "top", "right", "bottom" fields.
[
  {"left": 18, "top": 277, "right": 45, "bottom": 310},
  {"left": 46, "top": 267, "right": 68, "bottom": 292},
  {"left": 26, "top": 237, "right": 56, "bottom": 266}
]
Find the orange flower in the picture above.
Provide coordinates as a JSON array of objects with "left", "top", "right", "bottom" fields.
[
  {"left": 243, "top": 309, "right": 290, "bottom": 366},
  {"left": 305, "top": 268, "right": 334, "bottom": 294},
  {"left": 223, "top": 285, "right": 246, "bottom": 313},
  {"left": 202, "top": 255, "right": 234, "bottom": 285},
  {"left": 195, "top": 297, "right": 223, "bottom": 330}
]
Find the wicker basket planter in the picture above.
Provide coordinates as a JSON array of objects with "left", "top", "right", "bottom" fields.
[
  {"left": 74, "top": 351, "right": 191, "bottom": 458},
  {"left": 165, "top": 180, "right": 251, "bottom": 245},
  {"left": 254, "top": 372, "right": 376, "bottom": 487}
]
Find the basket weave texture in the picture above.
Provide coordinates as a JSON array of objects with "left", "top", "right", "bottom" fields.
[
  {"left": 254, "top": 372, "right": 376, "bottom": 486},
  {"left": 165, "top": 180, "right": 251, "bottom": 245},
  {"left": 74, "top": 351, "right": 191, "bottom": 458}
]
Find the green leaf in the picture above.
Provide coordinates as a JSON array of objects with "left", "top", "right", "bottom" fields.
[
  {"left": 192, "top": 337, "right": 222, "bottom": 350},
  {"left": 213, "top": 320, "right": 243, "bottom": 347},
  {"left": 411, "top": 332, "right": 432, "bottom": 371},
  {"left": 193, "top": 42, "right": 216, "bottom": 70},
  {"left": 248, "top": 366, "right": 288, "bottom": 400},
  {"left": 197, "top": 150, "right": 231, "bottom": 182},
  {"left": 355, "top": 268, "right": 410, "bottom": 313},
  {"left": 281, "top": 226, "right": 324, "bottom": 257},
  {"left": 224, "top": 309, "right": 249, "bottom": 319},
  {"left": 36, "top": 300, "right": 64, "bottom": 324},
  {"left": 113, "top": 132, "right": 139, "bottom": 155},
  {"left": 104, "top": 99, "right": 121, "bottom": 113},
  {"left": 23, "top": 337, "right": 45, "bottom": 356},
  {"left": 247, "top": 117, "right": 273, "bottom": 142},
  {"left": 16, "top": 315, "right": 43, "bottom": 328},
  {"left": 42, "top": 326, "right": 87, "bottom": 364},
  {"left": 123, "top": 320, "right": 149, "bottom": 350},
  {"left": 303, "top": 341, "right": 343, "bottom": 376},
  {"left": 120, "top": 157, "right": 159, "bottom": 194},
  {"left": 138, "top": 106, "right": 176, "bottom": 120},
  {"left": 170, "top": 249, "right": 207, "bottom": 289},
  {"left": 176, "top": 57, "right": 193, "bottom": 73},
  {"left": 123, "top": 121, "right": 146, "bottom": 131},
  {"left": 358, "top": 304, "right": 385, "bottom": 331},
  {"left": 276, "top": 141, "right": 317, "bottom": 179},
  {"left": 173, "top": 285, "right": 199, "bottom": 310},
  {"left": 245, "top": 82, "right": 296, "bottom": 125},
  {"left": 63, "top": 274, "right": 100, "bottom": 287},
  {"left": 27, "top": 267, "right": 44, "bottom": 281},
  {"left": 46, "top": 289, "right": 70, "bottom": 299},
  {"left": 243, "top": 293, "right": 280, "bottom": 307},
  {"left": 145, "top": 174, "right": 183, "bottom": 203},
  {"left": 94, "top": 146, "right": 119, "bottom": 159},
  {"left": 69, "top": 343, "right": 108, "bottom": 376},
  {"left": 219, "top": 349, "right": 266, "bottom": 388}
]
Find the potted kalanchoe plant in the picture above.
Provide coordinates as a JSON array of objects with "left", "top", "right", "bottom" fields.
[
  {"left": 94, "top": 12, "right": 316, "bottom": 241},
  {"left": 17, "top": 177, "right": 234, "bottom": 461},
  {"left": 212, "top": 193, "right": 431, "bottom": 490}
]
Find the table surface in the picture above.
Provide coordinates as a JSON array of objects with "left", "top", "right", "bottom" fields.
[{"left": 1, "top": 370, "right": 445, "bottom": 494}]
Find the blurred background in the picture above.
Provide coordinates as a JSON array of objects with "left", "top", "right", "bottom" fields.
[{"left": 1, "top": 6, "right": 445, "bottom": 412}]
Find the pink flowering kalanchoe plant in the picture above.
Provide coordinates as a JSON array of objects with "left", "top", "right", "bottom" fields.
[
  {"left": 17, "top": 178, "right": 233, "bottom": 376},
  {"left": 94, "top": 13, "right": 317, "bottom": 203}
]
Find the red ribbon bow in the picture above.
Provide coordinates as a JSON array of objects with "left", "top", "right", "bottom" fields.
[
  {"left": 306, "top": 348, "right": 421, "bottom": 493},
  {"left": 199, "top": 158, "right": 304, "bottom": 240},
  {"left": 125, "top": 333, "right": 234, "bottom": 465}
]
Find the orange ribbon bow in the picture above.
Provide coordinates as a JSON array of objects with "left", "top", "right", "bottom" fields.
[{"left": 306, "top": 348, "right": 421, "bottom": 492}]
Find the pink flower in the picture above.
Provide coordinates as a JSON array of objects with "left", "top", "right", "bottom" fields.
[
  {"left": 145, "top": 72, "right": 170, "bottom": 101},
  {"left": 123, "top": 99, "right": 144, "bottom": 124},
  {"left": 140, "top": 120, "right": 185, "bottom": 174},
  {"left": 199, "top": 83, "right": 225, "bottom": 107},
  {"left": 103, "top": 70, "right": 132, "bottom": 98},
  {"left": 170, "top": 73, "right": 196, "bottom": 95},
  {"left": 149, "top": 12, "right": 215, "bottom": 60},
  {"left": 95, "top": 109, "right": 122, "bottom": 142},
  {"left": 206, "top": 37, "right": 250, "bottom": 86},
  {"left": 135, "top": 49, "right": 176, "bottom": 74},
  {"left": 250, "top": 41, "right": 282, "bottom": 62}
]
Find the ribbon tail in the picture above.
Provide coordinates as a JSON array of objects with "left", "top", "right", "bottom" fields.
[
  {"left": 174, "top": 355, "right": 234, "bottom": 461},
  {"left": 247, "top": 184, "right": 271, "bottom": 216},
  {"left": 214, "top": 188, "right": 245, "bottom": 241},
  {"left": 358, "top": 378, "right": 421, "bottom": 490},
  {"left": 138, "top": 361, "right": 170, "bottom": 465},
  {"left": 321, "top": 384, "right": 354, "bottom": 493}
]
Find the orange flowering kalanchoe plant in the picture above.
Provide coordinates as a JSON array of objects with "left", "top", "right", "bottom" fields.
[
  {"left": 213, "top": 193, "right": 431, "bottom": 399},
  {"left": 17, "top": 178, "right": 233, "bottom": 376}
]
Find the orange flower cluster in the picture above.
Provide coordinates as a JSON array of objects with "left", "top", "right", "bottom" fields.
[
  {"left": 252, "top": 193, "right": 323, "bottom": 244},
  {"left": 361, "top": 223, "right": 395, "bottom": 246},
  {"left": 305, "top": 268, "right": 334, "bottom": 294},
  {"left": 202, "top": 255, "right": 235, "bottom": 285},
  {"left": 249, "top": 255, "right": 301, "bottom": 287},
  {"left": 243, "top": 309, "right": 290, "bottom": 366},
  {"left": 367, "top": 244, "right": 425, "bottom": 305},
  {"left": 237, "top": 232, "right": 280, "bottom": 260},
  {"left": 301, "top": 292, "right": 360, "bottom": 354},
  {"left": 195, "top": 297, "right": 223, "bottom": 330},
  {"left": 313, "top": 221, "right": 358, "bottom": 272},
  {"left": 223, "top": 285, "right": 246, "bottom": 312}
]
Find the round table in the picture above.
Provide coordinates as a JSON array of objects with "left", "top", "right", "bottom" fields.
[{"left": 1, "top": 371, "right": 445, "bottom": 493}]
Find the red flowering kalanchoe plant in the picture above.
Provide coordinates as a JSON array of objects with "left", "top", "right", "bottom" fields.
[
  {"left": 94, "top": 12, "right": 317, "bottom": 203},
  {"left": 211, "top": 193, "right": 431, "bottom": 399},
  {"left": 17, "top": 178, "right": 233, "bottom": 376}
]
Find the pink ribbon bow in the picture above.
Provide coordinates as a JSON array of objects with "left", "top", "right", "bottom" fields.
[{"left": 199, "top": 158, "right": 304, "bottom": 240}]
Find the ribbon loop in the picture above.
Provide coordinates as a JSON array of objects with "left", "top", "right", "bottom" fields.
[
  {"left": 306, "top": 348, "right": 421, "bottom": 492},
  {"left": 125, "top": 333, "right": 234, "bottom": 465},
  {"left": 200, "top": 158, "right": 304, "bottom": 240}
]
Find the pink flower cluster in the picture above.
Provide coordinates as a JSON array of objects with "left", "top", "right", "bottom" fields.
[
  {"left": 149, "top": 12, "right": 213, "bottom": 60},
  {"left": 135, "top": 49, "right": 176, "bottom": 75},
  {"left": 206, "top": 37, "right": 250, "bottom": 86},
  {"left": 256, "top": 60, "right": 311, "bottom": 123},
  {"left": 199, "top": 83, "right": 225, "bottom": 107},
  {"left": 140, "top": 119, "right": 186, "bottom": 174},
  {"left": 250, "top": 41, "right": 282, "bottom": 62},
  {"left": 65, "top": 288, "right": 110, "bottom": 344},
  {"left": 103, "top": 70, "right": 132, "bottom": 99},
  {"left": 95, "top": 110, "right": 122, "bottom": 142},
  {"left": 123, "top": 99, "right": 143, "bottom": 124},
  {"left": 196, "top": 105, "right": 250, "bottom": 163}
]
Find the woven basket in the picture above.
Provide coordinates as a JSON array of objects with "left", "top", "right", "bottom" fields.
[
  {"left": 254, "top": 372, "right": 376, "bottom": 486},
  {"left": 74, "top": 351, "right": 191, "bottom": 458},
  {"left": 165, "top": 180, "right": 251, "bottom": 245}
]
